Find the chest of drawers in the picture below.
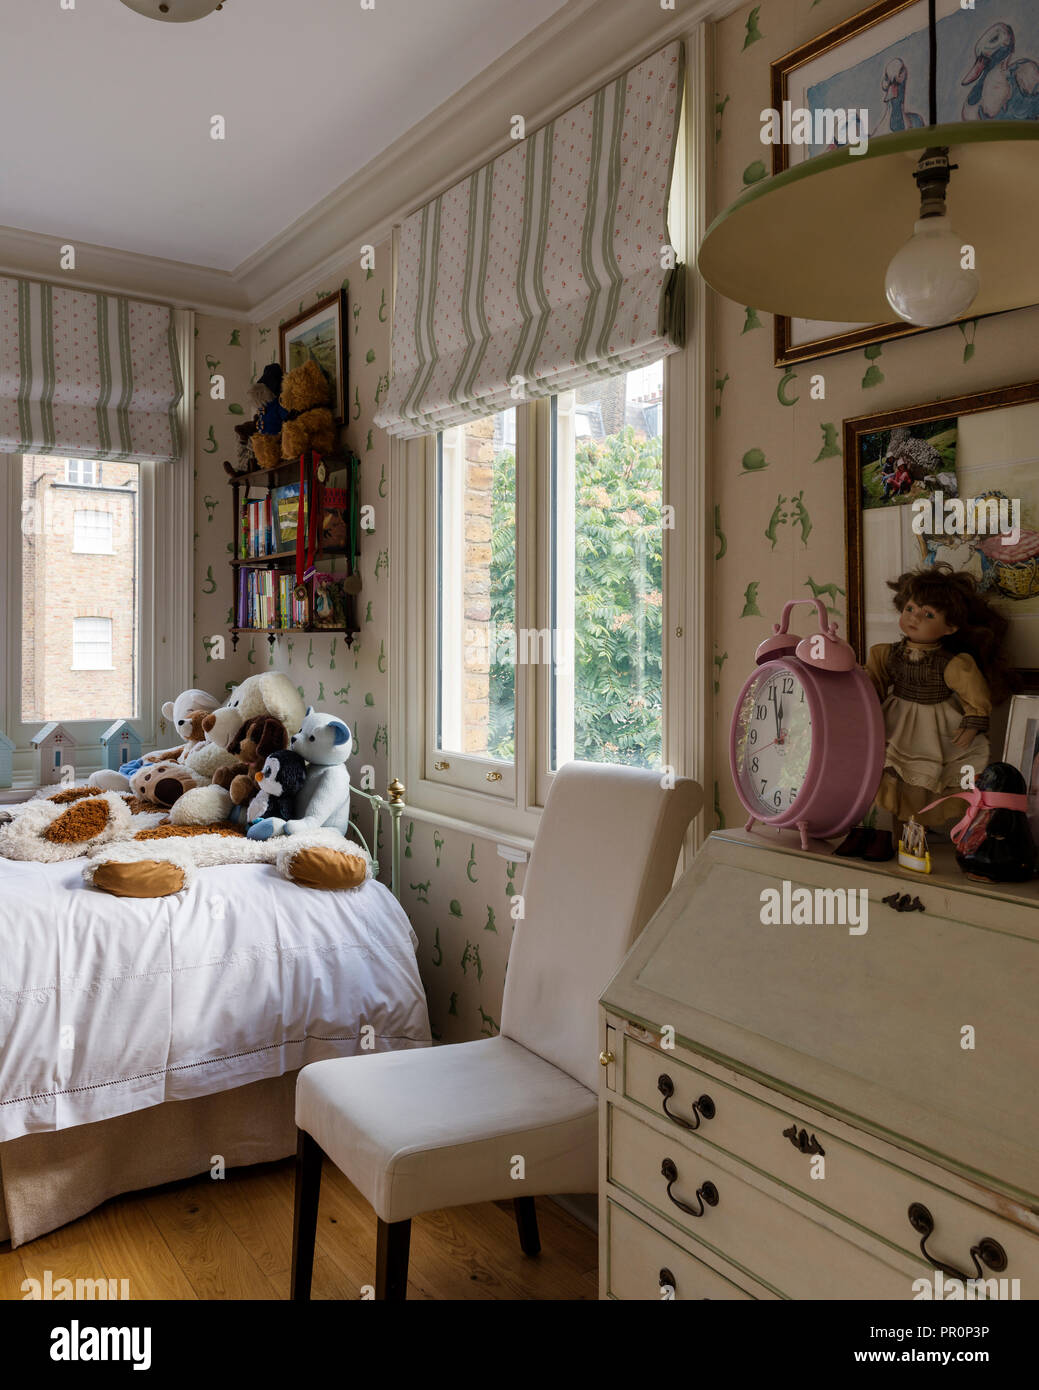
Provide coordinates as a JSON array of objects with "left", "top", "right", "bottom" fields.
[{"left": 599, "top": 830, "right": 1039, "bottom": 1300}]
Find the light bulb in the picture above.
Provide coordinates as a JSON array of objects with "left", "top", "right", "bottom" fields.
[{"left": 884, "top": 214, "right": 979, "bottom": 328}]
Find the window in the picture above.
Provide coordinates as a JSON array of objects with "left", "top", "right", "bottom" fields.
[
  {"left": 73, "top": 509, "right": 114, "bottom": 554},
  {"left": 72, "top": 618, "right": 113, "bottom": 671},
  {"left": 65, "top": 459, "right": 97, "bottom": 486},
  {"left": 395, "top": 358, "right": 681, "bottom": 840}
]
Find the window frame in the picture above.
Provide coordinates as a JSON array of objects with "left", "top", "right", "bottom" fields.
[
  {"left": 0, "top": 309, "right": 195, "bottom": 787},
  {"left": 71, "top": 616, "right": 115, "bottom": 671},
  {"left": 72, "top": 507, "right": 115, "bottom": 555}
]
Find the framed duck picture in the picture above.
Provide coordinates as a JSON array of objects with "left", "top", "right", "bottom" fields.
[
  {"left": 279, "top": 290, "right": 348, "bottom": 424},
  {"left": 770, "top": 0, "right": 1039, "bottom": 365}
]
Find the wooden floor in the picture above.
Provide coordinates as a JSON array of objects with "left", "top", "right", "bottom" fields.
[{"left": 0, "top": 1159, "right": 598, "bottom": 1301}]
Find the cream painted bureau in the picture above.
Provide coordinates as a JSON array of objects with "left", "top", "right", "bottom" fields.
[{"left": 598, "top": 829, "right": 1039, "bottom": 1300}]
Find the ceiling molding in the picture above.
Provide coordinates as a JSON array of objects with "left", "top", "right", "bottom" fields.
[{"left": 1, "top": 0, "right": 744, "bottom": 320}]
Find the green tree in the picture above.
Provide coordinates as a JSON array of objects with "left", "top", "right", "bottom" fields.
[{"left": 488, "top": 424, "right": 663, "bottom": 767}]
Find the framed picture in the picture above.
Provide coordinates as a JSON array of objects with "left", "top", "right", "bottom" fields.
[
  {"left": 279, "top": 291, "right": 348, "bottom": 423},
  {"left": 843, "top": 379, "right": 1039, "bottom": 681},
  {"left": 1002, "top": 693, "right": 1039, "bottom": 845},
  {"left": 770, "top": 0, "right": 1039, "bottom": 365}
]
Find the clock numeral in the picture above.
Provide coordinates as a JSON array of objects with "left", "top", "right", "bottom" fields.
[
  {"left": 800, "top": 688, "right": 805, "bottom": 702},
  {"left": 773, "top": 790, "right": 782, "bottom": 808},
  {"left": 760, "top": 779, "right": 768, "bottom": 797},
  {"left": 755, "top": 704, "right": 768, "bottom": 720},
  {"left": 790, "top": 787, "right": 798, "bottom": 802},
  {"left": 750, "top": 756, "right": 759, "bottom": 774},
  {"left": 748, "top": 728, "right": 758, "bottom": 745},
  {"left": 781, "top": 677, "right": 794, "bottom": 695}
]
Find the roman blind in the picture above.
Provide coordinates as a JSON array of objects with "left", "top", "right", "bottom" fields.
[
  {"left": 375, "top": 41, "right": 685, "bottom": 439},
  {"left": 0, "top": 276, "right": 183, "bottom": 463}
]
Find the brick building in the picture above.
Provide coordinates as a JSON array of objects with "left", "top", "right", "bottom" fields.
[{"left": 20, "top": 456, "right": 139, "bottom": 723}]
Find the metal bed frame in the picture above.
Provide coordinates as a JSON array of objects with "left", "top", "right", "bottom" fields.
[{"left": 346, "top": 777, "right": 406, "bottom": 900}]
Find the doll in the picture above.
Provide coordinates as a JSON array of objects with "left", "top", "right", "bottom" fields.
[{"left": 836, "top": 563, "right": 1015, "bottom": 861}]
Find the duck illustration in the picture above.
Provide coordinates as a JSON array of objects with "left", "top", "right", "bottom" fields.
[
  {"left": 871, "top": 58, "right": 924, "bottom": 136},
  {"left": 962, "top": 23, "right": 1039, "bottom": 121}
]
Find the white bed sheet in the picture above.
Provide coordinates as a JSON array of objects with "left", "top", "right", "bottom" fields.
[{"left": 0, "top": 857, "right": 431, "bottom": 1142}]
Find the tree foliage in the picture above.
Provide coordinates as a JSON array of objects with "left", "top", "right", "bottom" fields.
[{"left": 488, "top": 424, "right": 663, "bottom": 767}]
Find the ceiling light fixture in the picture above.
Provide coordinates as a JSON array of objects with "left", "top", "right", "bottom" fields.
[
  {"left": 118, "top": 0, "right": 224, "bottom": 21},
  {"left": 697, "top": 0, "right": 1039, "bottom": 330}
]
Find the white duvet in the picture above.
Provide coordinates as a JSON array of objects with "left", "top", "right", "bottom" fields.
[{"left": 0, "top": 857, "right": 431, "bottom": 1142}]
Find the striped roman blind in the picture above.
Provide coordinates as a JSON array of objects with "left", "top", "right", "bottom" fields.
[
  {"left": 0, "top": 276, "right": 183, "bottom": 463},
  {"left": 375, "top": 41, "right": 685, "bottom": 440}
]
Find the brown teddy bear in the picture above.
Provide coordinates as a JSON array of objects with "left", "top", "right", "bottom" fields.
[
  {"left": 280, "top": 359, "right": 337, "bottom": 460},
  {"left": 130, "top": 761, "right": 198, "bottom": 809},
  {"left": 214, "top": 715, "right": 289, "bottom": 806}
]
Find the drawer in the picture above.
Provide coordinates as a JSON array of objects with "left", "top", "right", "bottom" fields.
[
  {"left": 623, "top": 1035, "right": 1039, "bottom": 1295},
  {"left": 608, "top": 1104, "right": 915, "bottom": 1299},
  {"left": 605, "top": 1199, "right": 754, "bottom": 1301}
]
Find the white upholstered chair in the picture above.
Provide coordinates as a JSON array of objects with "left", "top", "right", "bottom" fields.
[{"left": 291, "top": 761, "right": 702, "bottom": 1299}]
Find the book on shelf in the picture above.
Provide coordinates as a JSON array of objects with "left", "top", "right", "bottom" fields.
[
  {"left": 236, "top": 568, "right": 307, "bottom": 629},
  {"left": 240, "top": 497, "right": 276, "bottom": 558}
]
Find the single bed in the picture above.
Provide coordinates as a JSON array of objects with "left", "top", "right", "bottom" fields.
[{"left": 0, "top": 791, "right": 430, "bottom": 1246}]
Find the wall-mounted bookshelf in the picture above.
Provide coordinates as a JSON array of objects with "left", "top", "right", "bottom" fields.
[{"left": 228, "top": 449, "right": 361, "bottom": 650}]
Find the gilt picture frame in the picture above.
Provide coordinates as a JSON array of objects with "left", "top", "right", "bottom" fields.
[
  {"left": 279, "top": 290, "right": 348, "bottom": 424},
  {"left": 844, "top": 379, "right": 1039, "bottom": 682},
  {"left": 770, "top": 0, "right": 1039, "bottom": 365}
]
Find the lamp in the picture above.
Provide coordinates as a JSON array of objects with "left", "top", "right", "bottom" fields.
[
  {"left": 118, "top": 0, "right": 224, "bottom": 20},
  {"left": 697, "top": 1, "right": 1039, "bottom": 329}
]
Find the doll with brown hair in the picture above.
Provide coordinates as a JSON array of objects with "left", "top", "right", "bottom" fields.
[{"left": 836, "top": 562, "right": 1016, "bottom": 861}]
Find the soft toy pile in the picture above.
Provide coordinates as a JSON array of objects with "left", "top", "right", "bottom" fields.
[{"left": 1, "top": 672, "right": 369, "bottom": 898}]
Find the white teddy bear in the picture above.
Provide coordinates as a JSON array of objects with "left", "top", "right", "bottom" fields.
[
  {"left": 88, "top": 687, "right": 220, "bottom": 793},
  {"left": 247, "top": 707, "right": 351, "bottom": 839}
]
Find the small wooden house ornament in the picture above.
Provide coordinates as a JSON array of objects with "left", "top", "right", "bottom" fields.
[
  {"left": 0, "top": 732, "right": 15, "bottom": 789},
  {"left": 100, "top": 720, "right": 141, "bottom": 771},
  {"left": 31, "top": 723, "right": 77, "bottom": 786}
]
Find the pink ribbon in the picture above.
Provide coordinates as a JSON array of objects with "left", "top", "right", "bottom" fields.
[{"left": 917, "top": 789, "right": 1029, "bottom": 846}]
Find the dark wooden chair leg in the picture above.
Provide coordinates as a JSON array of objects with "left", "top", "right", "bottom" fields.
[
  {"left": 375, "top": 1218, "right": 412, "bottom": 1301},
  {"left": 290, "top": 1128, "right": 323, "bottom": 1300},
  {"left": 514, "top": 1196, "right": 541, "bottom": 1256}
]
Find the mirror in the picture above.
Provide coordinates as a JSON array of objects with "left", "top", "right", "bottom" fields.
[{"left": 844, "top": 380, "right": 1039, "bottom": 683}]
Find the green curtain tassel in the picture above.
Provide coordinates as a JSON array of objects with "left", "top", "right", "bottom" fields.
[{"left": 659, "top": 262, "right": 687, "bottom": 348}]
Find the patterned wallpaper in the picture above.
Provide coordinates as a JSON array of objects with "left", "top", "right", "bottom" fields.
[
  {"left": 711, "top": 0, "right": 1039, "bottom": 830},
  {"left": 191, "top": 253, "right": 525, "bottom": 1047}
]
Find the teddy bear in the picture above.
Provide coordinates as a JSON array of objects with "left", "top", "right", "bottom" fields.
[
  {"left": 246, "top": 749, "right": 308, "bottom": 825},
  {"left": 224, "top": 419, "right": 259, "bottom": 478},
  {"left": 248, "top": 708, "right": 351, "bottom": 839},
  {"left": 219, "top": 715, "right": 289, "bottom": 807},
  {"left": 87, "top": 687, "right": 220, "bottom": 792},
  {"left": 129, "top": 760, "right": 198, "bottom": 809},
  {"left": 181, "top": 706, "right": 244, "bottom": 784},
  {"left": 169, "top": 674, "right": 305, "bottom": 826},
  {"left": 248, "top": 362, "right": 289, "bottom": 471},
  {"left": 280, "top": 359, "right": 337, "bottom": 460}
]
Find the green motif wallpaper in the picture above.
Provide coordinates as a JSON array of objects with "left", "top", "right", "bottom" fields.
[
  {"left": 711, "top": 0, "right": 1039, "bottom": 830},
  {"left": 191, "top": 247, "right": 526, "bottom": 1048}
]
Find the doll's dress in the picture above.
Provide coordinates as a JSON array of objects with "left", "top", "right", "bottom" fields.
[{"left": 865, "top": 639, "right": 990, "bottom": 826}]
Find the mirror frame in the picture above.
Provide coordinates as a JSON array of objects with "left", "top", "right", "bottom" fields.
[{"left": 843, "top": 378, "right": 1039, "bottom": 682}]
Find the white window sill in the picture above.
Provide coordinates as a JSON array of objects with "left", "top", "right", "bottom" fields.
[
  {"left": 69, "top": 665, "right": 115, "bottom": 672},
  {"left": 71, "top": 548, "right": 115, "bottom": 556}
]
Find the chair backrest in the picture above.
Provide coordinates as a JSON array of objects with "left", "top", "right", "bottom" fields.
[{"left": 500, "top": 762, "right": 702, "bottom": 1092}]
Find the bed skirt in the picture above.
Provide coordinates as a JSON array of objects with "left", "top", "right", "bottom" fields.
[{"left": 0, "top": 1072, "right": 298, "bottom": 1249}]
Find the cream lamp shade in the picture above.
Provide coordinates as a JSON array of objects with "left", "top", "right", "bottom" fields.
[
  {"left": 118, "top": 0, "right": 223, "bottom": 19},
  {"left": 697, "top": 122, "right": 1039, "bottom": 326}
]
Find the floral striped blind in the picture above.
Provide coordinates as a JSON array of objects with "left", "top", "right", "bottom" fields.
[
  {"left": 375, "top": 41, "right": 685, "bottom": 439},
  {"left": 0, "top": 277, "right": 183, "bottom": 463}
]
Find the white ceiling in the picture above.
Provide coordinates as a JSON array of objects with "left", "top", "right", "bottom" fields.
[{"left": 1, "top": 0, "right": 568, "bottom": 271}]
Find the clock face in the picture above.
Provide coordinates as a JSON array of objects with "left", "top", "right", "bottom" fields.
[{"left": 734, "top": 666, "right": 813, "bottom": 818}]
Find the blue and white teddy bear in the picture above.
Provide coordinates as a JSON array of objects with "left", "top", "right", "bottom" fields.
[{"left": 247, "top": 707, "right": 352, "bottom": 839}]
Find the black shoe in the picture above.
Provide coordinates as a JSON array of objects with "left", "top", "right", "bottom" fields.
[
  {"left": 863, "top": 829, "right": 895, "bottom": 862},
  {"left": 834, "top": 826, "right": 870, "bottom": 857}
]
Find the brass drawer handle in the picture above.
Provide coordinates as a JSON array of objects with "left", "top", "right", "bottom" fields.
[
  {"left": 599, "top": 1050, "right": 615, "bottom": 1068},
  {"left": 657, "top": 1074, "right": 715, "bottom": 1131},
  {"left": 907, "top": 1203, "right": 1007, "bottom": 1281},
  {"left": 486, "top": 770, "right": 503, "bottom": 783},
  {"left": 782, "top": 1122, "right": 825, "bottom": 1157},
  {"left": 433, "top": 760, "right": 450, "bottom": 771},
  {"left": 661, "top": 1158, "right": 719, "bottom": 1219}
]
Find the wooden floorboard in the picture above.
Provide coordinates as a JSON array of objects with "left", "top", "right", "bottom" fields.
[{"left": 0, "top": 1158, "right": 597, "bottom": 1301}]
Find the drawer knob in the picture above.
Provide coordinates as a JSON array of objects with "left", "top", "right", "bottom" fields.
[
  {"left": 657, "top": 1074, "right": 715, "bottom": 1131},
  {"left": 661, "top": 1157, "right": 719, "bottom": 1219},
  {"left": 599, "top": 1050, "right": 615, "bottom": 1068},
  {"left": 907, "top": 1203, "right": 1008, "bottom": 1281},
  {"left": 782, "top": 1122, "right": 825, "bottom": 1157}
]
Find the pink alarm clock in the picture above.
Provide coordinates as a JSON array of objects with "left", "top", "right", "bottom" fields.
[{"left": 729, "top": 598, "right": 884, "bottom": 849}]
